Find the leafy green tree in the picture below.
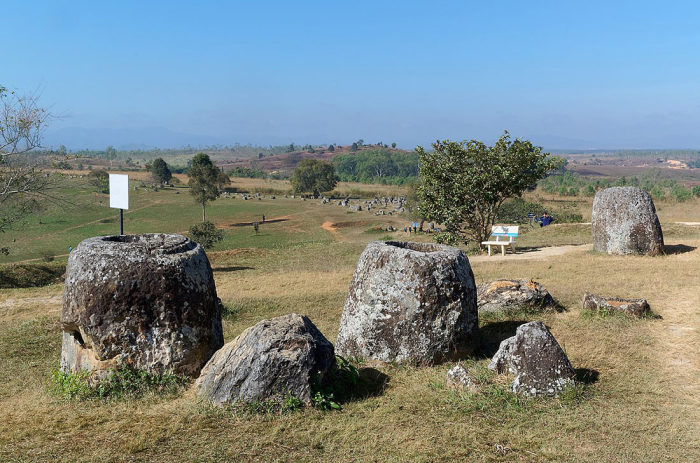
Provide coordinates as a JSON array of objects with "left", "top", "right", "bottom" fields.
[
  {"left": 391, "top": 142, "right": 397, "bottom": 148},
  {"left": 350, "top": 142, "right": 358, "bottom": 152},
  {"left": 328, "top": 144, "right": 335, "bottom": 152},
  {"left": 290, "top": 159, "right": 338, "bottom": 196},
  {"left": 286, "top": 143, "right": 295, "bottom": 153},
  {"left": 188, "top": 153, "right": 225, "bottom": 221},
  {"left": 150, "top": 157, "right": 172, "bottom": 184},
  {"left": 188, "top": 221, "right": 224, "bottom": 249},
  {"left": 418, "top": 131, "right": 561, "bottom": 246}
]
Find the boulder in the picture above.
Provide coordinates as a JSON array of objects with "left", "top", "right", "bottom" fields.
[
  {"left": 591, "top": 187, "right": 664, "bottom": 255},
  {"left": 446, "top": 365, "right": 477, "bottom": 392},
  {"left": 336, "top": 241, "right": 478, "bottom": 365},
  {"left": 195, "top": 314, "right": 335, "bottom": 405},
  {"left": 477, "top": 279, "right": 556, "bottom": 313},
  {"left": 582, "top": 292, "right": 650, "bottom": 318},
  {"left": 489, "top": 321, "right": 575, "bottom": 397},
  {"left": 61, "top": 234, "right": 223, "bottom": 378}
]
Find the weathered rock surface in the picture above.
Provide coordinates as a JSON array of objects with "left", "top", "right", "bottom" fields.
[
  {"left": 336, "top": 241, "right": 478, "bottom": 365},
  {"left": 582, "top": 292, "right": 650, "bottom": 318},
  {"left": 477, "top": 279, "right": 556, "bottom": 313},
  {"left": 489, "top": 321, "right": 576, "bottom": 397},
  {"left": 592, "top": 187, "right": 664, "bottom": 255},
  {"left": 61, "top": 234, "right": 223, "bottom": 377},
  {"left": 446, "top": 365, "right": 477, "bottom": 392},
  {"left": 195, "top": 313, "right": 335, "bottom": 405}
]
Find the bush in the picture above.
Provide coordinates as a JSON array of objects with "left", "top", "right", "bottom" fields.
[
  {"left": 497, "top": 198, "right": 546, "bottom": 224},
  {"left": 670, "top": 185, "right": 692, "bottom": 202},
  {"left": 188, "top": 221, "right": 224, "bottom": 249},
  {"left": 693, "top": 185, "right": 700, "bottom": 197}
]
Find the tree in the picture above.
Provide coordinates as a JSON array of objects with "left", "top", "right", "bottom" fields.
[
  {"left": 391, "top": 142, "right": 397, "bottom": 148},
  {"left": 150, "top": 157, "right": 172, "bottom": 184},
  {"left": 328, "top": 144, "right": 335, "bottom": 152},
  {"left": 418, "top": 131, "right": 561, "bottom": 246},
  {"left": 188, "top": 153, "right": 225, "bottom": 221},
  {"left": 105, "top": 145, "right": 117, "bottom": 167},
  {"left": 290, "top": 159, "right": 338, "bottom": 196},
  {"left": 350, "top": 142, "right": 358, "bottom": 152},
  {"left": 0, "top": 85, "right": 51, "bottom": 240}
]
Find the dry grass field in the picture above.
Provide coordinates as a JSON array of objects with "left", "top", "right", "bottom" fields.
[{"left": 0, "top": 177, "right": 699, "bottom": 462}]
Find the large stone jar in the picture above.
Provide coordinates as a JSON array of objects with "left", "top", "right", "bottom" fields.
[
  {"left": 591, "top": 187, "right": 664, "bottom": 255},
  {"left": 61, "top": 234, "right": 223, "bottom": 377},
  {"left": 336, "top": 241, "right": 478, "bottom": 365}
]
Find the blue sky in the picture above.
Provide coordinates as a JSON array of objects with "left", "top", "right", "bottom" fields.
[{"left": 3, "top": 0, "right": 700, "bottom": 149}]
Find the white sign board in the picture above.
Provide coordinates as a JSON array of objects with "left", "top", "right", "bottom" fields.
[{"left": 109, "top": 174, "right": 129, "bottom": 210}]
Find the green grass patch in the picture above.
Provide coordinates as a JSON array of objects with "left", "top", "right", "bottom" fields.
[
  {"left": 50, "top": 366, "right": 188, "bottom": 401},
  {"left": 0, "top": 262, "right": 66, "bottom": 288}
]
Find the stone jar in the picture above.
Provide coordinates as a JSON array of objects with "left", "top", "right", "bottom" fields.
[
  {"left": 61, "top": 233, "right": 223, "bottom": 377},
  {"left": 336, "top": 241, "right": 478, "bottom": 365}
]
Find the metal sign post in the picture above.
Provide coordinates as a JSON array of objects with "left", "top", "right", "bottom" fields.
[{"left": 109, "top": 174, "right": 129, "bottom": 235}]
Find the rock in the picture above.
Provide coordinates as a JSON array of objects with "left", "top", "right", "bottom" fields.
[
  {"left": 349, "top": 205, "right": 362, "bottom": 212},
  {"left": 336, "top": 241, "right": 478, "bottom": 365},
  {"left": 582, "top": 292, "right": 650, "bottom": 318},
  {"left": 195, "top": 313, "right": 335, "bottom": 405},
  {"left": 477, "top": 279, "right": 556, "bottom": 313},
  {"left": 61, "top": 234, "right": 223, "bottom": 377},
  {"left": 446, "top": 365, "right": 477, "bottom": 391},
  {"left": 489, "top": 321, "right": 576, "bottom": 397},
  {"left": 592, "top": 187, "right": 664, "bottom": 255}
]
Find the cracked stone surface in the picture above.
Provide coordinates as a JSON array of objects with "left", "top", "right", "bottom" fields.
[
  {"left": 336, "top": 241, "right": 478, "bottom": 365},
  {"left": 61, "top": 234, "right": 223, "bottom": 377},
  {"left": 489, "top": 321, "right": 576, "bottom": 397},
  {"left": 582, "top": 292, "right": 650, "bottom": 318},
  {"left": 477, "top": 279, "right": 556, "bottom": 313},
  {"left": 195, "top": 313, "right": 335, "bottom": 405}
]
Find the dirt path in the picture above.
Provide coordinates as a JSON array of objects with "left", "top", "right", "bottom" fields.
[
  {"left": 469, "top": 244, "right": 592, "bottom": 262},
  {"left": 321, "top": 221, "right": 343, "bottom": 240}
]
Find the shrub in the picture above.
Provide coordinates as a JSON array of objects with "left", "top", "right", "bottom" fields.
[
  {"left": 692, "top": 185, "right": 700, "bottom": 197},
  {"left": 670, "top": 185, "right": 692, "bottom": 202},
  {"left": 188, "top": 221, "right": 224, "bottom": 249},
  {"left": 311, "top": 356, "right": 361, "bottom": 411}
]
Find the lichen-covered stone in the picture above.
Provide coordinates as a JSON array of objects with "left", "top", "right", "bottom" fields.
[
  {"left": 582, "top": 292, "right": 650, "bottom": 318},
  {"left": 336, "top": 241, "right": 478, "bottom": 365},
  {"left": 195, "top": 314, "right": 335, "bottom": 405},
  {"left": 489, "top": 321, "right": 575, "bottom": 397},
  {"left": 446, "top": 365, "right": 477, "bottom": 392},
  {"left": 61, "top": 234, "right": 223, "bottom": 377},
  {"left": 592, "top": 187, "right": 664, "bottom": 255},
  {"left": 477, "top": 279, "right": 555, "bottom": 313}
]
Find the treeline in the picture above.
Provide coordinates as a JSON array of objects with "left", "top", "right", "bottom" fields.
[
  {"left": 586, "top": 150, "right": 700, "bottom": 161},
  {"left": 332, "top": 148, "right": 419, "bottom": 185},
  {"left": 539, "top": 170, "right": 700, "bottom": 201}
]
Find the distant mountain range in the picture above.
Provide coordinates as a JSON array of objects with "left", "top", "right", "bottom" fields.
[{"left": 42, "top": 126, "right": 700, "bottom": 152}]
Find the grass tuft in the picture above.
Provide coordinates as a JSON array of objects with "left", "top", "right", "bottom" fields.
[{"left": 49, "top": 366, "right": 188, "bottom": 401}]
